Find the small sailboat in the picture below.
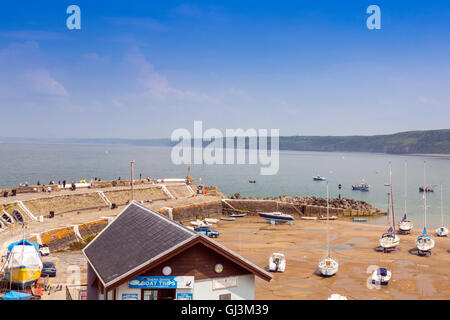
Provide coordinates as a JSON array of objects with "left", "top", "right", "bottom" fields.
[
  {"left": 268, "top": 253, "right": 286, "bottom": 272},
  {"left": 258, "top": 212, "right": 294, "bottom": 224},
  {"left": 416, "top": 161, "right": 435, "bottom": 255},
  {"left": 436, "top": 184, "right": 448, "bottom": 237},
  {"left": 370, "top": 268, "right": 392, "bottom": 286},
  {"left": 313, "top": 175, "right": 327, "bottom": 181},
  {"left": 318, "top": 182, "right": 338, "bottom": 277},
  {"left": 379, "top": 162, "right": 400, "bottom": 252},
  {"left": 3, "top": 239, "right": 43, "bottom": 289},
  {"left": 398, "top": 161, "right": 413, "bottom": 233}
]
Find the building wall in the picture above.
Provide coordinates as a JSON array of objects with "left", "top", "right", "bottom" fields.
[
  {"left": 111, "top": 274, "right": 255, "bottom": 300},
  {"left": 193, "top": 275, "right": 255, "bottom": 300}
]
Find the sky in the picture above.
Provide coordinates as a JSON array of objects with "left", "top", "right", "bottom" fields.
[{"left": 0, "top": 0, "right": 449, "bottom": 139}]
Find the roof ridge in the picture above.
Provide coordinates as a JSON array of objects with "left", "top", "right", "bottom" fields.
[{"left": 130, "top": 200, "right": 196, "bottom": 236}]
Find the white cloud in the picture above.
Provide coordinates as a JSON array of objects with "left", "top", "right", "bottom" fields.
[{"left": 22, "top": 68, "right": 68, "bottom": 96}]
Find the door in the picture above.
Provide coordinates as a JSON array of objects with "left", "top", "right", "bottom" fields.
[{"left": 141, "top": 289, "right": 176, "bottom": 300}]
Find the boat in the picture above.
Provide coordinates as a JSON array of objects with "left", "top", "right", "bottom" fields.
[
  {"left": 416, "top": 161, "right": 435, "bottom": 254},
  {"left": 419, "top": 186, "right": 434, "bottom": 193},
  {"left": 229, "top": 212, "right": 247, "bottom": 218},
  {"left": 204, "top": 218, "right": 219, "bottom": 224},
  {"left": 313, "top": 175, "right": 327, "bottom": 181},
  {"left": 370, "top": 268, "right": 392, "bottom": 286},
  {"left": 190, "top": 220, "right": 212, "bottom": 227},
  {"left": 220, "top": 217, "right": 235, "bottom": 221},
  {"left": 301, "top": 216, "right": 318, "bottom": 220},
  {"left": 1, "top": 290, "right": 32, "bottom": 300},
  {"left": 379, "top": 162, "right": 400, "bottom": 252},
  {"left": 249, "top": 180, "right": 256, "bottom": 184},
  {"left": 319, "top": 215, "right": 337, "bottom": 220},
  {"left": 268, "top": 253, "right": 286, "bottom": 272},
  {"left": 318, "top": 182, "right": 339, "bottom": 277},
  {"left": 328, "top": 294, "right": 347, "bottom": 300},
  {"left": 352, "top": 183, "right": 369, "bottom": 191},
  {"left": 436, "top": 184, "right": 448, "bottom": 237},
  {"left": 352, "top": 218, "right": 368, "bottom": 222},
  {"left": 258, "top": 212, "right": 294, "bottom": 224},
  {"left": 398, "top": 161, "right": 413, "bottom": 233},
  {"left": 3, "top": 239, "right": 43, "bottom": 289}
]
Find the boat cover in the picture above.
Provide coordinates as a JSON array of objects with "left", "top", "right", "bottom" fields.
[
  {"left": 378, "top": 268, "right": 388, "bottom": 276},
  {"left": 1, "top": 290, "right": 32, "bottom": 300}
]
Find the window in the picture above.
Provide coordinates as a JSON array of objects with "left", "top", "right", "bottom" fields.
[
  {"left": 143, "top": 290, "right": 158, "bottom": 300},
  {"left": 219, "top": 293, "right": 231, "bottom": 300}
]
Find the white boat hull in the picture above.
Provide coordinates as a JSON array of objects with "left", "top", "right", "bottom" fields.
[
  {"left": 269, "top": 253, "right": 286, "bottom": 272},
  {"left": 380, "top": 234, "right": 400, "bottom": 249},
  {"left": 398, "top": 221, "right": 413, "bottom": 232},
  {"left": 416, "top": 236, "right": 435, "bottom": 252},
  {"left": 436, "top": 227, "right": 448, "bottom": 237},
  {"left": 318, "top": 257, "right": 338, "bottom": 277},
  {"left": 371, "top": 269, "right": 391, "bottom": 285}
]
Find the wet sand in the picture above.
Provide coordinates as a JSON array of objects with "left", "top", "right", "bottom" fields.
[{"left": 212, "top": 217, "right": 450, "bottom": 300}]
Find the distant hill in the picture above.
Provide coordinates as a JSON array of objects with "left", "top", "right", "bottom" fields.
[
  {"left": 2, "top": 129, "right": 450, "bottom": 155},
  {"left": 279, "top": 129, "right": 450, "bottom": 154}
]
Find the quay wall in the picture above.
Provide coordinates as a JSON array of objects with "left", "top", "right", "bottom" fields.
[{"left": 221, "top": 199, "right": 382, "bottom": 217}]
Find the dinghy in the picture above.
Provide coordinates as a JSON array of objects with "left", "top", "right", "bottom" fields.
[
  {"left": 319, "top": 215, "right": 337, "bottom": 220},
  {"left": 204, "top": 218, "right": 219, "bottom": 224},
  {"left": 268, "top": 253, "right": 286, "bottom": 272},
  {"left": 436, "top": 184, "right": 448, "bottom": 237},
  {"left": 352, "top": 218, "right": 368, "bottom": 222},
  {"left": 220, "top": 217, "right": 235, "bottom": 221},
  {"left": 190, "top": 220, "right": 211, "bottom": 227},
  {"left": 417, "top": 161, "right": 435, "bottom": 254},
  {"left": 399, "top": 162, "right": 413, "bottom": 233},
  {"left": 229, "top": 212, "right": 247, "bottom": 218},
  {"left": 379, "top": 163, "right": 400, "bottom": 252},
  {"left": 318, "top": 182, "right": 338, "bottom": 277},
  {"left": 301, "top": 216, "right": 318, "bottom": 220},
  {"left": 370, "top": 268, "right": 391, "bottom": 285}
]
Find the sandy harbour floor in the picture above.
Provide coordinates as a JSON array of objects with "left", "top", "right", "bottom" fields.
[{"left": 213, "top": 217, "right": 450, "bottom": 300}]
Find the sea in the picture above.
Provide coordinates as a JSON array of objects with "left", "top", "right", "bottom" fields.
[{"left": 0, "top": 142, "right": 449, "bottom": 228}]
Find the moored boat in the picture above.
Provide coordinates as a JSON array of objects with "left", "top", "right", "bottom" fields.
[
  {"left": 229, "top": 212, "right": 247, "bottom": 218},
  {"left": 258, "top": 212, "right": 294, "bottom": 223},
  {"left": 220, "top": 217, "right": 235, "bottom": 221},
  {"left": 313, "top": 175, "right": 327, "bottom": 181},
  {"left": 370, "top": 268, "right": 391, "bottom": 285},
  {"left": 301, "top": 216, "right": 318, "bottom": 220},
  {"left": 398, "top": 161, "right": 413, "bottom": 233},
  {"left": 268, "top": 253, "right": 286, "bottom": 272},
  {"left": 352, "top": 183, "right": 369, "bottom": 191},
  {"left": 436, "top": 184, "right": 448, "bottom": 237},
  {"left": 352, "top": 218, "right": 368, "bottom": 222},
  {"left": 318, "top": 182, "right": 338, "bottom": 277},
  {"left": 417, "top": 161, "right": 435, "bottom": 254}
]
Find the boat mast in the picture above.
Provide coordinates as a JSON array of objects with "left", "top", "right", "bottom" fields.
[
  {"left": 326, "top": 182, "right": 330, "bottom": 258},
  {"left": 404, "top": 161, "right": 407, "bottom": 215},
  {"left": 441, "top": 184, "right": 444, "bottom": 226},
  {"left": 424, "top": 161, "right": 427, "bottom": 231},
  {"left": 389, "top": 162, "right": 396, "bottom": 232}
]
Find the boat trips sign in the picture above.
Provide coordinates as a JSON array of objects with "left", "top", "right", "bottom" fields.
[{"left": 129, "top": 276, "right": 194, "bottom": 289}]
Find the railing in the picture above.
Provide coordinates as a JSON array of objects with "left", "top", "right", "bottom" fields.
[{"left": 66, "top": 284, "right": 88, "bottom": 300}]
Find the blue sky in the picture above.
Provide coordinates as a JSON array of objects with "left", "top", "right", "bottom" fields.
[{"left": 0, "top": 1, "right": 449, "bottom": 138}]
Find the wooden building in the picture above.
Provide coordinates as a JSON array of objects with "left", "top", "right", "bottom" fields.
[{"left": 83, "top": 201, "right": 272, "bottom": 300}]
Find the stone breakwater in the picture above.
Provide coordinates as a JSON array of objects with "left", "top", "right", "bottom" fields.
[{"left": 229, "top": 193, "right": 383, "bottom": 214}]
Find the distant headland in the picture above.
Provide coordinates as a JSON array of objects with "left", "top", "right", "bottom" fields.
[{"left": 2, "top": 129, "right": 450, "bottom": 155}]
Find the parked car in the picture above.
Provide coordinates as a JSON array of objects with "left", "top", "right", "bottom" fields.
[
  {"left": 194, "top": 227, "right": 219, "bottom": 238},
  {"left": 41, "top": 262, "right": 56, "bottom": 277},
  {"left": 39, "top": 244, "right": 50, "bottom": 256}
]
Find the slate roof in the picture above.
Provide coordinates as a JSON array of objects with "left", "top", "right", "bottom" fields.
[{"left": 83, "top": 201, "right": 196, "bottom": 286}]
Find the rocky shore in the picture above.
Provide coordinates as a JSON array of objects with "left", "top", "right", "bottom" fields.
[{"left": 229, "top": 193, "right": 382, "bottom": 213}]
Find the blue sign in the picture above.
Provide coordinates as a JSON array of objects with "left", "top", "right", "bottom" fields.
[
  {"left": 122, "top": 293, "right": 138, "bottom": 300},
  {"left": 129, "top": 276, "right": 194, "bottom": 289},
  {"left": 177, "top": 293, "right": 193, "bottom": 300}
]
